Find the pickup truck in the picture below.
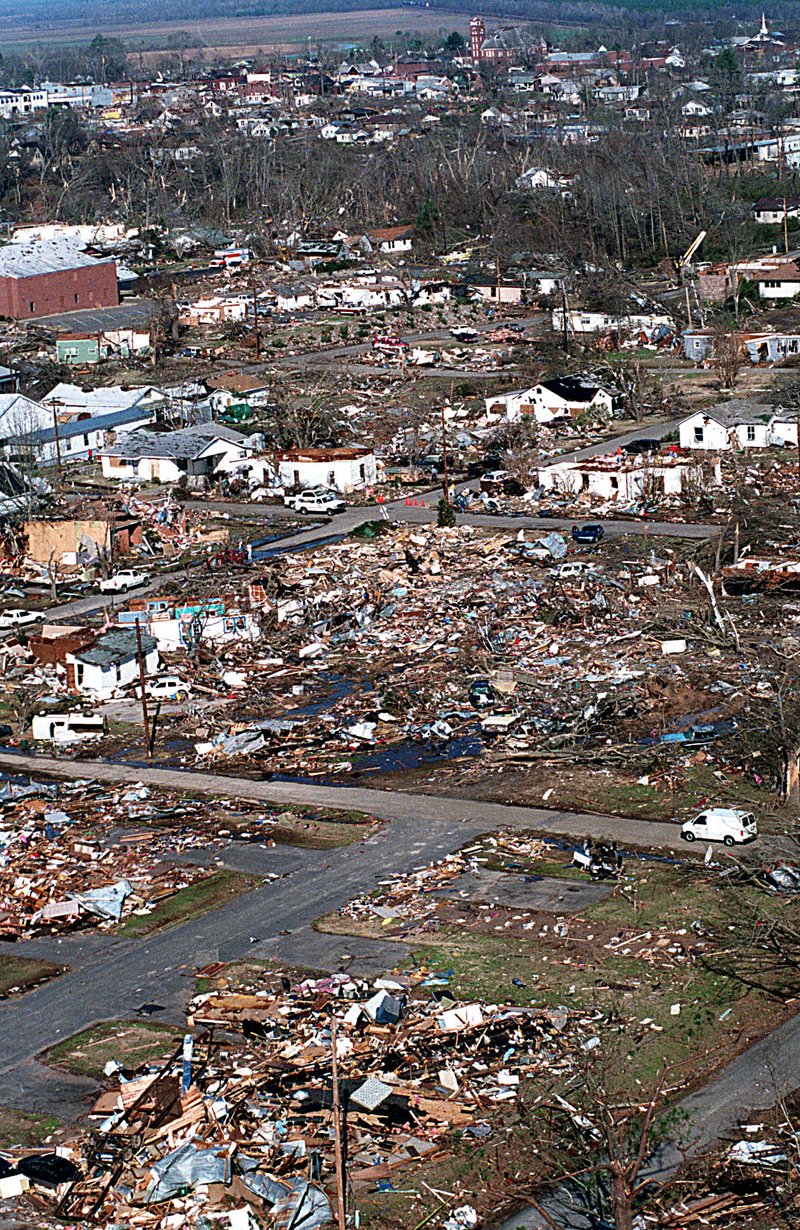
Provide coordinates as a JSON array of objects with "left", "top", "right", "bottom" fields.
[
  {"left": 571, "top": 523, "right": 605, "bottom": 545},
  {"left": 284, "top": 489, "right": 346, "bottom": 515},
  {"left": 99, "top": 569, "right": 149, "bottom": 593},
  {"left": 0, "top": 608, "right": 42, "bottom": 631}
]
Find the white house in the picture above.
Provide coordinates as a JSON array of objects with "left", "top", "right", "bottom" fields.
[
  {"left": 276, "top": 446, "right": 377, "bottom": 492},
  {"left": 100, "top": 424, "right": 252, "bottom": 484},
  {"left": 756, "top": 264, "right": 800, "bottom": 300},
  {"left": 0, "top": 393, "right": 52, "bottom": 445},
  {"left": 682, "top": 328, "right": 800, "bottom": 364},
  {"left": 678, "top": 403, "right": 778, "bottom": 450},
  {"left": 179, "top": 297, "right": 248, "bottom": 326},
  {"left": 366, "top": 226, "right": 414, "bottom": 254},
  {"left": 538, "top": 454, "right": 719, "bottom": 502},
  {"left": 0, "top": 88, "right": 47, "bottom": 119},
  {"left": 485, "top": 376, "right": 614, "bottom": 424},
  {"left": 552, "top": 309, "right": 673, "bottom": 335},
  {"left": 66, "top": 628, "right": 159, "bottom": 700},
  {"left": 0, "top": 392, "right": 154, "bottom": 466},
  {"left": 752, "top": 197, "right": 800, "bottom": 225}
]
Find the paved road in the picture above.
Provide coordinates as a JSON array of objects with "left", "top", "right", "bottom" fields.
[{"left": 0, "top": 750, "right": 683, "bottom": 848}]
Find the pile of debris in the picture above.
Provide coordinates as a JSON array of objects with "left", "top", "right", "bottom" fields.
[{"left": 1, "top": 973, "right": 585, "bottom": 1229}]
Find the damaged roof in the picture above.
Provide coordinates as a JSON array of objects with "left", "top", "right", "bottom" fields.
[{"left": 72, "top": 628, "right": 157, "bottom": 667}]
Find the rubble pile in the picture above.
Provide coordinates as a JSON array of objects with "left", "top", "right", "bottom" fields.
[
  {"left": 186, "top": 525, "right": 758, "bottom": 792},
  {"left": 0, "top": 778, "right": 294, "bottom": 938},
  {"left": 3, "top": 973, "right": 585, "bottom": 1229}
]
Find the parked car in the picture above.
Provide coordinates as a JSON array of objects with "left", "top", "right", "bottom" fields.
[
  {"left": 450, "top": 326, "right": 479, "bottom": 343},
  {"left": 99, "top": 569, "right": 149, "bottom": 593},
  {"left": 136, "top": 677, "right": 192, "bottom": 702},
  {"left": 571, "top": 523, "right": 605, "bottom": 544},
  {"left": 622, "top": 437, "right": 660, "bottom": 455},
  {"left": 480, "top": 470, "right": 527, "bottom": 496},
  {"left": 286, "top": 490, "right": 346, "bottom": 515},
  {"left": 681, "top": 808, "right": 758, "bottom": 846},
  {"left": 0, "top": 608, "right": 42, "bottom": 631}
]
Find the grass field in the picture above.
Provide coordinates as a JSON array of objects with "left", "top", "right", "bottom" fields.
[
  {"left": 0, "top": 956, "right": 63, "bottom": 997},
  {"left": 0, "top": 8, "right": 476, "bottom": 53},
  {"left": 45, "top": 1020, "right": 183, "bottom": 1078},
  {"left": 116, "top": 870, "right": 260, "bottom": 937}
]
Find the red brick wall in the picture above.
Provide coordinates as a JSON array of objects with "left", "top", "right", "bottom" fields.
[{"left": 0, "top": 262, "right": 119, "bottom": 320}]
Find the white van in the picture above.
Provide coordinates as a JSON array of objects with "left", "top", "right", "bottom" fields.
[
  {"left": 32, "top": 711, "right": 106, "bottom": 743},
  {"left": 681, "top": 808, "right": 758, "bottom": 846}
]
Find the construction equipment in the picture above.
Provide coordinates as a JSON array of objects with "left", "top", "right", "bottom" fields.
[{"left": 675, "top": 230, "right": 707, "bottom": 325}]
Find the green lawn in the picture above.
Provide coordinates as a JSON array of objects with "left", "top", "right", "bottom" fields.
[
  {"left": 117, "top": 870, "right": 260, "bottom": 937},
  {"left": 0, "top": 956, "right": 63, "bottom": 996},
  {"left": 45, "top": 1020, "right": 183, "bottom": 1079},
  {"left": 0, "top": 1106, "right": 61, "bottom": 1148}
]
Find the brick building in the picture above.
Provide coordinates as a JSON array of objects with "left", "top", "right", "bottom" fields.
[{"left": 0, "top": 241, "right": 118, "bottom": 321}]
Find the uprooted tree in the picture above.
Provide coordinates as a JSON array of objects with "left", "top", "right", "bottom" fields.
[{"left": 511, "top": 1048, "right": 686, "bottom": 1230}]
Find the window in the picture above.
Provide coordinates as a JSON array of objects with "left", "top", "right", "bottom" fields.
[
  {"left": 82, "top": 434, "right": 89, "bottom": 447},
  {"left": 746, "top": 424, "right": 756, "bottom": 442},
  {"left": 29, "top": 302, "right": 35, "bottom": 312},
  {"left": 694, "top": 426, "right": 704, "bottom": 443},
  {"left": 74, "top": 293, "right": 79, "bottom": 304}
]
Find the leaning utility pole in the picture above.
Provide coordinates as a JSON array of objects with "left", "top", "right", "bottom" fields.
[
  {"left": 134, "top": 618, "right": 152, "bottom": 761},
  {"left": 441, "top": 400, "right": 450, "bottom": 505},
  {"left": 50, "top": 398, "right": 63, "bottom": 486},
  {"left": 330, "top": 1018, "right": 347, "bottom": 1230}
]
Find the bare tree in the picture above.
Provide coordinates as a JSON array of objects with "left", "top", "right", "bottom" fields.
[{"left": 710, "top": 326, "right": 743, "bottom": 392}]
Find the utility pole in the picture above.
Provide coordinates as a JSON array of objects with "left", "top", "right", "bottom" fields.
[
  {"left": 252, "top": 275, "right": 261, "bottom": 361},
  {"left": 784, "top": 195, "right": 790, "bottom": 256},
  {"left": 134, "top": 618, "right": 153, "bottom": 761},
  {"left": 50, "top": 398, "right": 63, "bottom": 485},
  {"left": 441, "top": 399, "right": 450, "bottom": 505},
  {"left": 330, "top": 1018, "right": 347, "bottom": 1230},
  {"left": 560, "top": 281, "right": 570, "bottom": 354}
]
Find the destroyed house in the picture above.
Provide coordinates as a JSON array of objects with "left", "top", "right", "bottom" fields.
[
  {"left": 24, "top": 513, "right": 142, "bottom": 564},
  {"left": 65, "top": 628, "right": 158, "bottom": 699},
  {"left": 275, "top": 446, "right": 377, "bottom": 492},
  {"left": 484, "top": 376, "right": 613, "bottom": 424},
  {"left": 25, "top": 404, "right": 155, "bottom": 466},
  {"left": 29, "top": 624, "right": 95, "bottom": 665},
  {"left": 118, "top": 597, "right": 259, "bottom": 650},
  {"left": 538, "top": 453, "right": 719, "bottom": 501}
]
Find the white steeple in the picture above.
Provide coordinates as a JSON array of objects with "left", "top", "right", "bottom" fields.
[{"left": 760, "top": 12, "right": 769, "bottom": 37}]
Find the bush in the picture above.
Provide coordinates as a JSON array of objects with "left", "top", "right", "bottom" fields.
[
  {"left": 339, "top": 323, "right": 349, "bottom": 339},
  {"left": 437, "top": 497, "right": 456, "bottom": 527}
]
